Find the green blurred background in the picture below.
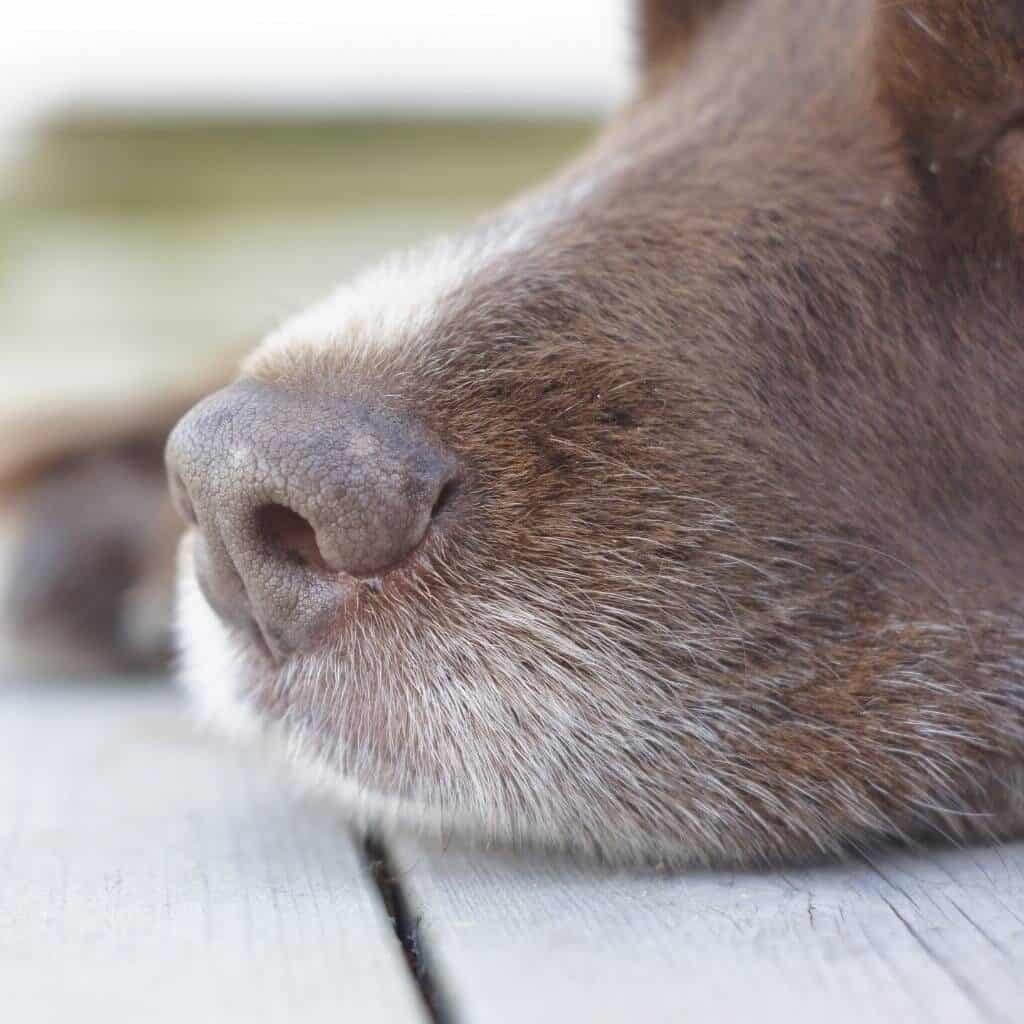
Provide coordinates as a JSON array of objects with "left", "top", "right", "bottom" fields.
[{"left": 0, "top": 113, "right": 595, "bottom": 416}]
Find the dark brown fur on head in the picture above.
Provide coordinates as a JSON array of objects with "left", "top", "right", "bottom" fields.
[
  {"left": 169, "top": 0, "right": 1024, "bottom": 866},
  {"left": 638, "top": 0, "right": 735, "bottom": 73}
]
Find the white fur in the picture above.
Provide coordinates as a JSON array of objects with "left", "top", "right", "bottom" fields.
[
  {"left": 174, "top": 534, "right": 262, "bottom": 740},
  {"left": 173, "top": 541, "right": 545, "bottom": 851},
  {"left": 173, "top": 523, "right": 728, "bottom": 864},
  {"left": 249, "top": 162, "right": 624, "bottom": 372},
  {"left": 253, "top": 237, "right": 481, "bottom": 366}
]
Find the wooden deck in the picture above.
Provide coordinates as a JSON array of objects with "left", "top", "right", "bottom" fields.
[{"left": 3, "top": 679, "right": 1023, "bottom": 1023}]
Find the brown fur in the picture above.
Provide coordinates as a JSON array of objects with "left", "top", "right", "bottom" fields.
[
  {"left": 638, "top": 0, "right": 736, "bottom": 78},
  {"left": 7, "top": 0, "right": 1024, "bottom": 864}
]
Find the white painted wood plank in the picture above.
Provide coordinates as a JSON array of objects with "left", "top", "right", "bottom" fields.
[
  {"left": 392, "top": 837, "right": 1024, "bottom": 1024},
  {"left": 0, "top": 680, "right": 427, "bottom": 1024}
]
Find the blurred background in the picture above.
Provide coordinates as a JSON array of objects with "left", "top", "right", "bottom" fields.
[
  {"left": 1, "top": 0, "right": 631, "bottom": 415},
  {"left": 0, "top": 0, "right": 633, "bottom": 675}
]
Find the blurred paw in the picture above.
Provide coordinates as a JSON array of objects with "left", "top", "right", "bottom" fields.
[{"left": 0, "top": 452, "right": 181, "bottom": 677}]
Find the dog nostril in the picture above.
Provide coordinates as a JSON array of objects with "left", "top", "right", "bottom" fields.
[
  {"left": 431, "top": 478, "right": 460, "bottom": 522},
  {"left": 256, "top": 503, "right": 331, "bottom": 574}
]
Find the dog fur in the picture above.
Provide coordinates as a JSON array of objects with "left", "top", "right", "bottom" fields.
[{"left": 6, "top": 0, "right": 1024, "bottom": 866}]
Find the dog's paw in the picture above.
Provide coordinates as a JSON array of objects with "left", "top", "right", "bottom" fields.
[{"left": 0, "top": 399, "right": 201, "bottom": 677}]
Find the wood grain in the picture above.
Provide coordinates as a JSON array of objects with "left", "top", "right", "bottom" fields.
[
  {"left": 0, "top": 680, "right": 427, "bottom": 1024},
  {"left": 6, "top": 677, "right": 1023, "bottom": 1024},
  {"left": 392, "top": 836, "right": 1024, "bottom": 1024}
]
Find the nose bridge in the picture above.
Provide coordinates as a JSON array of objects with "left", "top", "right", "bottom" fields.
[{"left": 176, "top": 382, "right": 378, "bottom": 499}]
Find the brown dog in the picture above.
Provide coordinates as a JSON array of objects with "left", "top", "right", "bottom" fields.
[{"left": 8, "top": 0, "right": 1024, "bottom": 866}]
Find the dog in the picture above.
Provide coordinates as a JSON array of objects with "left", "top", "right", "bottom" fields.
[{"left": 6, "top": 0, "right": 1024, "bottom": 866}]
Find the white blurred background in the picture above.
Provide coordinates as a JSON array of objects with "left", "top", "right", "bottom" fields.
[{"left": 0, "top": 0, "right": 631, "bottom": 157}]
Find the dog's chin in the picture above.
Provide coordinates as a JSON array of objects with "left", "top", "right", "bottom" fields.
[
  {"left": 173, "top": 531, "right": 507, "bottom": 848},
  {"left": 173, "top": 533, "right": 710, "bottom": 866}
]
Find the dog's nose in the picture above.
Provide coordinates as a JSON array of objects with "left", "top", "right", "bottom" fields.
[{"left": 165, "top": 380, "right": 459, "bottom": 658}]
